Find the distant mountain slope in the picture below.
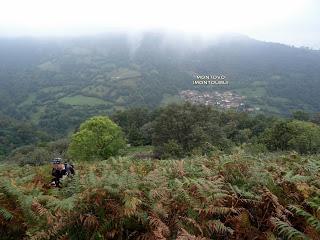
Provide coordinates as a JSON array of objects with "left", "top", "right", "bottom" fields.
[{"left": 0, "top": 32, "right": 320, "bottom": 135}]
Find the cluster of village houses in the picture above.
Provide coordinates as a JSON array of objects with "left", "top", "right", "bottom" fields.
[{"left": 180, "top": 90, "right": 259, "bottom": 112}]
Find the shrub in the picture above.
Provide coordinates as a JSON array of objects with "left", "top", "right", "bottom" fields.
[{"left": 68, "top": 116, "right": 126, "bottom": 161}]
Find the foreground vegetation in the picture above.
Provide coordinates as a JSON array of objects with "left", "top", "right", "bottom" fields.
[{"left": 1, "top": 150, "right": 320, "bottom": 239}]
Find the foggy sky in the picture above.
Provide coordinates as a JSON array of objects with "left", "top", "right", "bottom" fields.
[{"left": 0, "top": 0, "right": 319, "bottom": 49}]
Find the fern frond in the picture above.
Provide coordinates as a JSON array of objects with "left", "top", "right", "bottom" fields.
[
  {"left": 230, "top": 184, "right": 259, "bottom": 200},
  {"left": 283, "top": 171, "right": 311, "bottom": 184},
  {"left": 271, "top": 217, "right": 310, "bottom": 240},
  {"left": 179, "top": 216, "right": 203, "bottom": 235},
  {"left": 197, "top": 205, "right": 236, "bottom": 216},
  {"left": 206, "top": 219, "right": 234, "bottom": 235},
  {"left": 123, "top": 191, "right": 142, "bottom": 217},
  {"left": 261, "top": 187, "right": 290, "bottom": 220},
  {"left": 176, "top": 228, "right": 208, "bottom": 240},
  {"left": 0, "top": 179, "right": 38, "bottom": 223},
  {"left": 46, "top": 196, "right": 76, "bottom": 211},
  {"left": 148, "top": 215, "right": 170, "bottom": 239},
  {"left": 308, "top": 196, "right": 320, "bottom": 213},
  {"left": 80, "top": 213, "right": 100, "bottom": 230},
  {"left": 0, "top": 207, "right": 13, "bottom": 221},
  {"left": 289, "top": 205, "right": 320, "bottom": 233},
  {"left": 31, "top": 200, "right": 54, "bottom": 226}
]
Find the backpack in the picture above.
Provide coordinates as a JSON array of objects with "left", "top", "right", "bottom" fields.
[{"left": 64, "top": 163, "right": 75, "bottom": 175}]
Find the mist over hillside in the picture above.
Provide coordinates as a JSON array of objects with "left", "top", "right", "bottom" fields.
[{"left": 1, "top": 32, "right": 320, "bottom": 137}]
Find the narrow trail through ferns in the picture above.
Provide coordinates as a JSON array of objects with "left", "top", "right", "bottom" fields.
[{"left": 0, "top": 151, "right": 320, "bottom": 239}]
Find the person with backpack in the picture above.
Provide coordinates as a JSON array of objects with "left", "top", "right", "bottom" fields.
[{"left": 50, "top": 157, "right": 75, "bottom": 188}]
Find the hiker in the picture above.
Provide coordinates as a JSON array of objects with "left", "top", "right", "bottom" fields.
[{"left": 50, "top": 158, "right": 75, "bottom": 188}]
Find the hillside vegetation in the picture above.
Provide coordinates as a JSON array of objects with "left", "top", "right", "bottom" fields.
[
  {"left": 1, "top": 151, "right": 320, "bottom": 239},
  {"left": 1, "top": 103, "right": 320, "bottom": 239},
  {"left": 1, "top": 33, "right": 320, "bottom": 138},
  {"left": 3, "top": 103, "right": 320, "bottom": 163}
]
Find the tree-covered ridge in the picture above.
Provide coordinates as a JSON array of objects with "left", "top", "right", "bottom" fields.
[
  {"left": 1, "top": 151, "right": 319, "bottom": 239},
  {"left": 3, "top": 103, "right": 320, "bottom": 162},
  {"left": 111, "top": 104, "right": 320, "bottom": 158}
]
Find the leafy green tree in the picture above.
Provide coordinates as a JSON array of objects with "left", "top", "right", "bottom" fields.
[
  {"left": 68, "top": 116, "right": 126, "bottom": 161},
  {"left": 311, "top": 112, "right": 320, "bottom": 125},
  {"left": 260, "top": 121, "right": 292, "bottom": 151},
  {"left": 220, "top": 112, "right": 274, "bottom": 146},
  {"left": 287, "top": 120, "right": 320, "bottom": 154},
  {"left": 292, "top": 111, "right": 310, "bottom": 121},
  {"left": 152, "top": 103, "right": 228, "bottom": 158},
  {"left": 261, "top": 119, "right": 320, "bottom": 154},
  {"left": 161, "top": 139, "right": 184, "bottom": 159},
  {"left": 111, "top": 108, "right": 152, "bottom": 146}
]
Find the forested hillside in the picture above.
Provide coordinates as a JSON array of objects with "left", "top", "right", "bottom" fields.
[{"left": 1, "top": 32, "right": 320, "bottom": 139}]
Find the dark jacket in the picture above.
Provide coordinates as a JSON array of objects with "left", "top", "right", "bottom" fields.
[{"left": 51, "top": 163, "right": 75, "bottom": 187}]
